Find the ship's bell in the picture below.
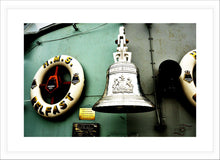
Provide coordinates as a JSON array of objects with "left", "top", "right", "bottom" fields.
[{"left": 92, "top": 26, "right": 155, "bottom": 113}]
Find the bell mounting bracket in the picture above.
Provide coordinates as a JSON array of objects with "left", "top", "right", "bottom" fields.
[{"left": 113, "top": 26, "right": 132, "bottom": 63}]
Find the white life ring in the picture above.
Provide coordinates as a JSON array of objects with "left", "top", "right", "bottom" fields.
[
  {"left": 179, "top": 49, "right": 196, "bottom": 107},
  {"left": 30, "top": 55, "right": 84, "bottom": 118}
]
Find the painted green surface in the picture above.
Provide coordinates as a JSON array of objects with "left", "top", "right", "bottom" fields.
[
  {"left": 24, "top": 23, "right": 127, "bottom": 137},
  {"left": 24, "top": 23, "right": 196, "bottom": 137}
]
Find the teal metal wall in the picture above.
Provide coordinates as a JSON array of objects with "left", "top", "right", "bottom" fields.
[{"left": 24, "top": 23, "right": 196, "bottom": 137}]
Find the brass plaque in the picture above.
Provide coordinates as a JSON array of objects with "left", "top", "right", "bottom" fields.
[
  {"left": 79, "top": 108, "right": 95, "bottom": 120},
  {"left": 72, "top": 123, "right": 99, "bottom": 137}
]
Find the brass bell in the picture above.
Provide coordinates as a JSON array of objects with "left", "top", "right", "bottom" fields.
[{"left": 92, "top": 26, "right": 155, "bottom": 113}]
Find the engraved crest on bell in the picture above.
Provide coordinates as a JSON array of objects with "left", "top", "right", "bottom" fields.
[{"left": 112, "top": 75, "right": 133, "bottom": 94}]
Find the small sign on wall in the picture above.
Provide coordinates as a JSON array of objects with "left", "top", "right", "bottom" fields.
[{"left": 79, "top": 108, "right": 95, "bottom": 120}]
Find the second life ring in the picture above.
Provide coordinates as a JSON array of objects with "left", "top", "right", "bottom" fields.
[
  {"left": 30, "top": 55, "right": 84, "bottom": 118},
  {"left": 179, "top": 49, "right": 196, "bottom": 107}
]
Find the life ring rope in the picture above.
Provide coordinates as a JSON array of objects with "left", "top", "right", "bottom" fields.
[{"left": 30, "top": 55, "right": 84, "bottom": 118}]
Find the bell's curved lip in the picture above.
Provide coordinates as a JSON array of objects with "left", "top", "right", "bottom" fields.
[
  {"left": 92, "top": 92, "right": 155, "bottom": 113},
  {"left": 92, "top": 105, "right": 155, "bottom": 113}
]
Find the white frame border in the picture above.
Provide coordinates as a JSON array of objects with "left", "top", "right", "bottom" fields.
[{"left": 1, "top": 1, "right": 219, "bottom": 159}]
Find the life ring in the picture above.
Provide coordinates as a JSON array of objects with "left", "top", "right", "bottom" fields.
[
  {"left": 179, "top": 49, "right": 196, "bottom": 107},
  {"left": 30, "top": 55, "right": 84, "bottom": 118}
]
